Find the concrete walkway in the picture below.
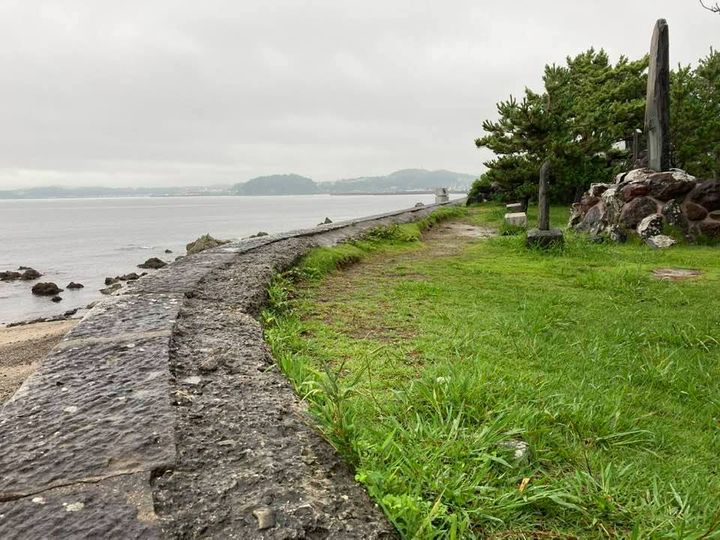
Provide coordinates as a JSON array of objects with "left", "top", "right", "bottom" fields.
[{"left": 0, "top": 201, "right": 462, "bottom": 539}]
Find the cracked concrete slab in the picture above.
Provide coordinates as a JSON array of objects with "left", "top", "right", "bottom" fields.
[
  {"left": 0, "top": 335, "right": 175, "bottom": 499},
  {"left": 0, "top": 472, "right": 160, "bottom": 539}
]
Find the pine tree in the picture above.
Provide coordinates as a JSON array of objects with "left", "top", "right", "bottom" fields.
[{"left": 473, "top": 50, "right": 647, "bottom": 203}]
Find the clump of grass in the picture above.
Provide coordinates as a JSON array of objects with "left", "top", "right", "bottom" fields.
[{"left": 263, "top": 204, "right": 720, "bottom": 538}]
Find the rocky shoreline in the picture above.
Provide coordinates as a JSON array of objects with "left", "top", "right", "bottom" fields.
[{"left": 0, "top": 203, "right": 461, "bottom": 538}]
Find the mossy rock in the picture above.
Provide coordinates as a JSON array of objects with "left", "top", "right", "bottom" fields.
[{"left": 186, "top": 234, "right": 230, "bottom": 255}]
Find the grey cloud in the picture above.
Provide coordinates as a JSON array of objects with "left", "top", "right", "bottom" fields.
[{"left": 0, "top": 0, "right": 717, "bottom": 187}]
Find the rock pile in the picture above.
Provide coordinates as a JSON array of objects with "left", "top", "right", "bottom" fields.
[
  {"left": 1, "top": 267, "right": 42, "bottom": 281},
  {"left": 570, "top": 168, "right": 720, "bottom": 246}
]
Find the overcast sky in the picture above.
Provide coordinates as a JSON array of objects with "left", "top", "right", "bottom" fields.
[{"left": 0, "top": 1, "right": 717, "bottom": 188}]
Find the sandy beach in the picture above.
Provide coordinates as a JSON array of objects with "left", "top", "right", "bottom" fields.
[{"left": 0, "top": 319, "right": 77, "bottom": 403}]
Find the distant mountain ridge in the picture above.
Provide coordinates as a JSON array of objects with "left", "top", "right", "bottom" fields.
[
  {"left": 326, "top": 169, "right": 475, "bottom": 193},
  {"left": 0, "top": 169, "right": 476, "bottom": 199},
  {"left": 231, "top": 169, "right": 475, "bottom": 196},
  {"left": 232, "top": 174, "right": 319, "bottom": 195}
]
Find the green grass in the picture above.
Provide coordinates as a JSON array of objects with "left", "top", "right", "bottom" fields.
[{"left": 263, "top": 204, "right": 720, "bottom": 539}]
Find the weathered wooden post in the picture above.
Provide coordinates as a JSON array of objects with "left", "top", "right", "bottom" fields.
[
  {"left": 537, "top": 160, "right": 551, "bottom": 230},
  {"left": 526, "top": 160, "right": 563, "bottom": 248},
  {"left": 645, "top": 19, "right": 671, "bottom": 172}
]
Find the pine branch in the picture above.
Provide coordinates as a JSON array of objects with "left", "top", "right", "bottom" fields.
[{"left": 700, "top": 0, "right": 720, "bottom": 13}]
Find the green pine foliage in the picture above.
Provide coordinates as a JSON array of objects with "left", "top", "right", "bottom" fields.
[
  {"left": 672, "top": 48, "right": 720, "bottom": 180},
  {"left": 472, "top": 47, "right": 720, "bottom": 203}
]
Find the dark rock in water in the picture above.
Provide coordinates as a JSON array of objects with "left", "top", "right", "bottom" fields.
[
  {"left": 249, "top": 231, "right": 269, "bottom": 238},
  {"left": 17, "top": 266, "right": 32, "bottom": 271},
  {"left": 414, "top": 202, "right": 424, "bottom": 207},
  {"left": 100, "top": 282, "right": 122, "bottom": 295},
  {"left": 20, "top": 268, "right": 41, "bottom": 280},
  {"left": 51, "top": 295, "right": 62, "bottom": 303},
  {"left": 31, "top": 282, "right": 63, "bottom": 296},
  {"left": 67, "top": 282, "right": 84, "bottom": 289},
  {"left": 138, "top": 257, "right": 167, "bottom": 269},
  {"left": 186, "top": 234, "right": 230, "bottom": 255},
  {"left": 165, "top": 249, "right": 173, "bottom": 254},
  {"left": 0, "top": 271, "right": 22, "bottom": 281},
  {"left": 323, "top": 217, "right": 332, "bottom": 224},
  {"left": 107, "top": 273, "right": 141, "bottom": 285},
  {"left": 86, "top": 301, "right": 99, "bottom": 309},
  {"left": 63, "top": 308, "right": 78, "bottom": 317}
]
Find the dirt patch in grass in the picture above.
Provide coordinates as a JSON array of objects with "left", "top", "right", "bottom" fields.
[
  {"left": 310, "top": 219, "right": 496, "bottom": 342},
  {"left": 651, "top": 267, "right": 702, "bottom": 281}
]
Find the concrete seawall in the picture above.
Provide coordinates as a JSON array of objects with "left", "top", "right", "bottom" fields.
[{"left": 0, "top": 200, "right": 463, "bottom": 538}]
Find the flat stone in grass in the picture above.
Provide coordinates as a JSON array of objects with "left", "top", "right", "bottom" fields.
[
  {"left": 645, "top": 234, "right": 676, "bottom": 249},
  {"left": 504, "top": 212, "right": 527, "bottom": 227},
  {"left": 506, "top": 202, "right": 523, "bottom": 212},
  {"left": 652, "top": 268, "right": 702, "bottom": 281},
  {"left": 526, "top": 228, "right": 564, "bottom": 248}
]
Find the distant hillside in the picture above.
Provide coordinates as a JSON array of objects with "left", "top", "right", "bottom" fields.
[
  {"left": 232, "top": 174, "right": 320, "bottom": 196},
  {"left": 324, "top": 169, "right": 475, "bottom": 193},
  {"left": 0, "top": 169, "right": 475, "bottom": 199}
]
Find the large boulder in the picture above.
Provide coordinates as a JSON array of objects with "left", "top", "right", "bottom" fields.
[
  {"left": 684, "top": 202, "right": 708, "bottom": 221},
  {"left": 661, "top": 199, "right": 688, "bottom": 232},
  {"left": 20, "top": 268, "right": 41, "bottom": 280},
  {"left": 601, "top": 187, "right": 624, "bottom": 225},
  {"left": 619, "top": 197, "right": 658, "bottom": 229},
  {"left": 687, "top": 180, "right": 720, "bottom": 212},
  {"left": 645, "top": 171, "right": 696, "bottom": 200},
  {"left": 637, "top": 214, "right": 664, "bottom": 239},
  {"left": 0, "top": 271, "right": 22, "bottom": 281},
  {"left": 186, "top": 234, "right": 230, "bottom": 255},
  {"left": 31, "top": 282, "right": 63, "bottom": 296},
  {"left": 620, "top": 183, "right": 650, "bottom": 202},
  {"left": 575, "top": 204, "right": 605, "bottom": 235},
  {"left": 697, "top": 220, "right": 720, "bottom": 238},
  {"left": 138, "top": 257, "right": 167, "bottom": 269}
]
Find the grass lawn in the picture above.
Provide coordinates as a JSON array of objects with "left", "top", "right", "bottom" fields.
[{"left": 263, "top": 204, "right": 720, "bottom": 539}]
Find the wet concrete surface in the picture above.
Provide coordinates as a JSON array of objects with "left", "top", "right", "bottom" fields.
[{"left": 0, "top": 201, "right": 462, "bottom": 538}]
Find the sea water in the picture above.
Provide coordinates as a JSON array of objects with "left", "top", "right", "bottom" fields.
[{"left": 0, "top": 194, "right": 454, "bottom": 324}]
